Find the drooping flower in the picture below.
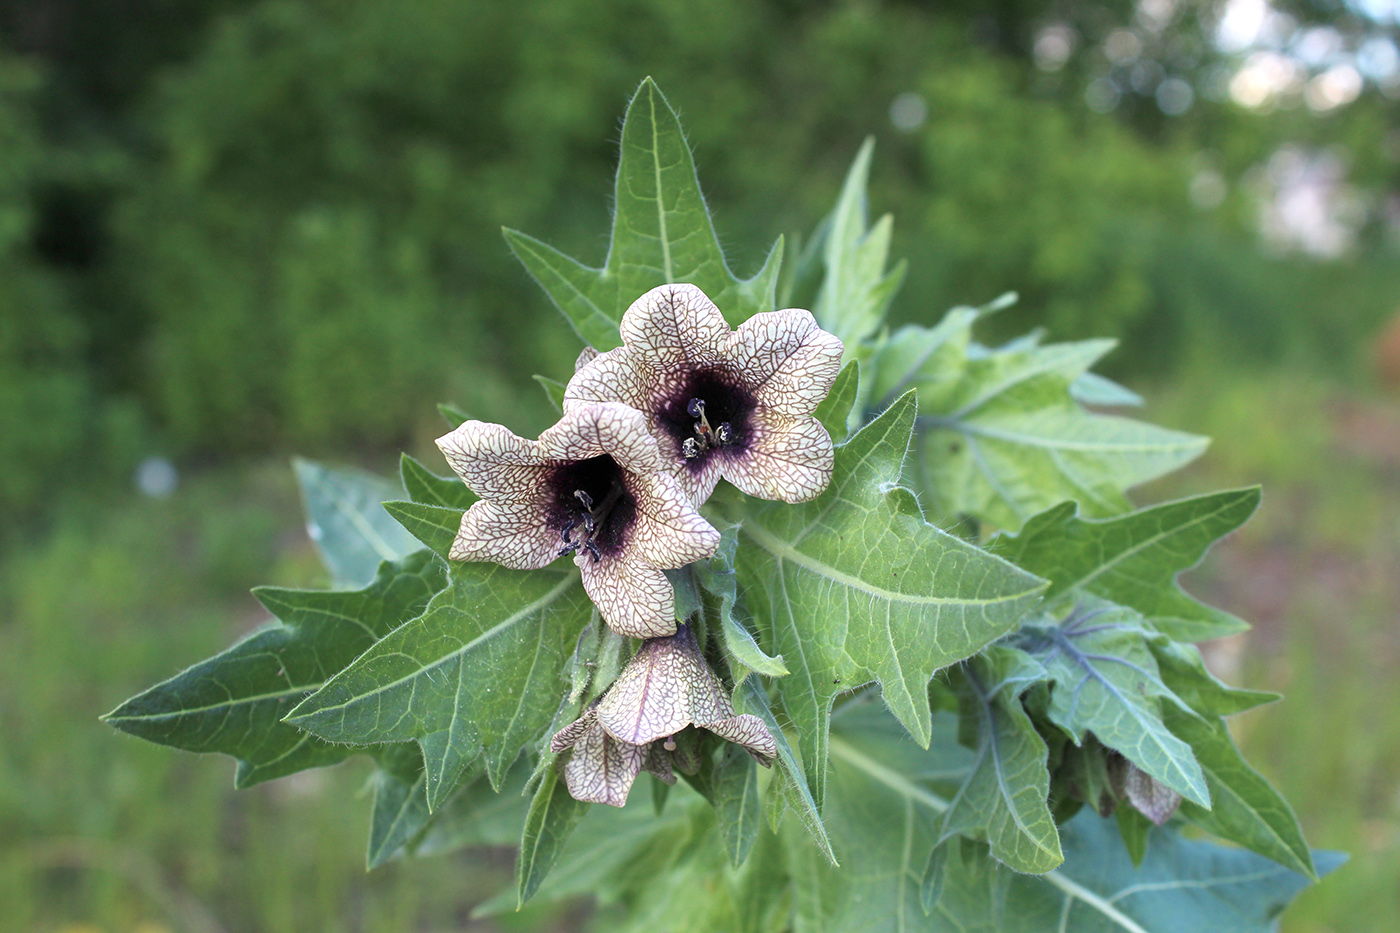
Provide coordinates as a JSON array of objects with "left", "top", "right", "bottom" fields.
[
  {"left": 564, "top": 283, "right": 843, "bottom": 507},
  {"left": 436, "top": 402, "right": 720, "bottom": 638},
  {"left": 550, "top": 624, "right": 777, "bottom": 807}
]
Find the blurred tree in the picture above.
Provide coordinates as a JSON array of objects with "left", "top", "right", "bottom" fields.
[{"left": 2, "top": 0, "right": 1397, "bottom": 517}]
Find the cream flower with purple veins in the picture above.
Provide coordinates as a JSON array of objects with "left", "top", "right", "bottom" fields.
[
  {"left": 435, "top": 402, "right": 720, "bottom": 639},
  {"left": 550, "top": 624, "right": 777, "bottom": 807},
  {"left": 564, "top": 283, "right": 844, "bottom": 507}
]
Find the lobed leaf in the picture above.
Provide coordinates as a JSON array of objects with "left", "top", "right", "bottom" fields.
[
  {"left": 990, "top": 489, "right": 1260, "bottom": 642},
  {"left": 807, "top": 701, "right": 1335, "bottom": 933},
  {"left": 286, "top": 563, "right": 593, "bottom": 800},
  {"left": 504, "top": 77, "right": 781, "bottom": 350},
  {"left": 1022, "top": 605, "right": 1210, "bottom": 807},
  {"left": 399, "top": 452, "right": 475, "bottom": 510},
  {"left": 940, "top": 647, "right": 1062, "bottom": 874},
  {"left": 1165, "top": 705, "right": 1316, "bottom": 878},
  {"left": 811, "top": 137, "right": 907, "bottom": 352},
  {"left": 293, "top": 457, "right": 421, "bottom": 586},
  {"left": 885, "top": 313, "right": 1207, "bottom": 530},
  {"left": 518, "top": 766, "right": 592, "bottom": 906},
  {"left": 733, "top": 392, "right": 1046, "bottom": 805},
  {"left": 103, "top": 551, "right": 445, "bottom": 787}
]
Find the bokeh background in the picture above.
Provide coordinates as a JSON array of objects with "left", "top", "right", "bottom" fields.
[{"left": 2, "top": 1, "right": 1398, "bottom": 930}]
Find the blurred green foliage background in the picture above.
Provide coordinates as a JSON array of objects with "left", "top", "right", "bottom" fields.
[{"left": 2, "top": 0, "right": 1398, "bottom": 930}]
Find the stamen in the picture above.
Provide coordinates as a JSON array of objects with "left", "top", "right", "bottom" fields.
[
  {"left": 663, "top": 735, "right": 677, "bottom": 751},
  {"left": 679, "top": 396, "right": 734, "bottom": 458},
  {"left": 558, "top": 480, "right": 627, "bottom": 563}
]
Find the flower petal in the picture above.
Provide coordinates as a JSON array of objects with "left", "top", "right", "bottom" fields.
[
  {"left": 562, "top": 347, "right": 655, "bottom": 410},
  {"left": 703, "top": 713, "right": 778, "bottom": 766},
  {"left": 732, "top": 308, "right": 844, "bottom": 417},
  {"left": 560, "top": 718, "right": 646, "bottom": 807},
  {"left": 550, "top": 707, "right": 600, "bottom": 752},
  {"left": 628, "top": 472, "right": 721, "bottom": 567},
  {"left": 618, "top": 283, "right": 729, "bottom": 373},
  {"left": 536, "top": 402, "right": 662, "bottom": 476},
  {"left": 436, "top": 421, "right": 552, "bottom": 498},
  {"left": 722, "top": 411, "right": 834, "bottom": 503},
  {"left": 642, "top": 743, "right": 677, "bottom": 785},
  {"left": 450, "top": 499, "right": 560, "bottom": 569},
  {"left": 574, "top": 346, "right": 600, "bottom": 372},
  {"left": 578, "top": 555, "right": 676, "bottom": 639},
  {"left": 595, "top": 633, "right": 706, "bottom": 744},
  {"left": 669, "top": 453, "right": 727, "bottom": 510}
]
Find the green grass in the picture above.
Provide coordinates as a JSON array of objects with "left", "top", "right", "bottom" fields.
[
  {"left": 1145, "top": 367, "right": 1400, "bottom": 933},
  {"left": 0, "top": 461, "right": 575, "bottom": 932}
]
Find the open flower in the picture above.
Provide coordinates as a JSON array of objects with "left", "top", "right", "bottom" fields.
[
  {"left": 564, "top": 283, "right": 843, "bottom": 507},
  {"left": 436, "top": 402, "right": 720, "bottom": 638},
  {"left": 550, "top": 624, "right": 777, "bottom": 806}
]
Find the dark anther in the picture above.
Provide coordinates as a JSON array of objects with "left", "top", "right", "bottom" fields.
[
  {"left": 554, "top": 467, "right": 631, "bottom": 564},
  {"left": 680, "top": 395, "right": 735, "bottom": 458}
]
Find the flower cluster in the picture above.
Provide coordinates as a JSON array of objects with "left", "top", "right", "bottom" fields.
[{"left": 436, "top": 283, "right": 841, "bottom": 804}]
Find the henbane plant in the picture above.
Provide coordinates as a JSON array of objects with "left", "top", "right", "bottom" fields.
[{"left": 106, "top": 78, "right": 1339, "bottom": 930}]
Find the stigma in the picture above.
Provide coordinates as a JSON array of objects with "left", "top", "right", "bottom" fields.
[{"left": 681, "top": 398, "right": 734, "bottom": 460}]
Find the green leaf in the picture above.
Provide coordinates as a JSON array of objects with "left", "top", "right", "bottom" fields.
[
  {"left": 941, "top": 647, "right": 1062, "bottom": 874},
  {"left": 412, "top": 758, "right": 533, "bottom": 858},
  {"left": 366, "top": 744, "right": 434, "bottom": 870},
  {"left": 694, "top": 526, "right": 787, "bottom": 678},
  {"left": 504, "top": 78, "right": 782, "bottom": 349},
  {"left": 812, "top": 701, "right": 1334, "bottom": 933},
  {"left": 518, "top": 766, "right": 591, "bottom": 906},
  {"left": 811, "top": 137, "right": 907, "bottom": 351},
  {"left": 990, "top": 489, "right": 1260, "bottom": 641},
  {"left": 293, "top": 457, "right": 420, "bottom": 587},
  {"left": 896, "top": 315, "right": 1207, "bottom": 530},
  {"left": 383, "top": 500, "right": 463, "bottom": 563},
  {"left": 286, "top": 564, "right": 593, "bottom": 796},
  {"left": 437, "top": 402, "right": 470, "bottom": 428},
  {"left": 474, "top": 785, "right": 713, "bottom": 918},
  {"left": 733, "top": 677, "right": 835, "bottom": 865},
  {"left": 1070, "top": 371, "right": 1143, "bottom": 408},
  {"left": 1151, "top": 639, "right": 1280, "bottom": 716},
  {"left": 1021, "top": 605, "right": 1210, "bottom": 807},
  {"left": 103, "top": 551, "right": 446, "bottom": 786},
  {"left": 813, "top": 360, "right": 858, "bottom": 444},
  {"left": 1115, "top": 805, "right": 1152, "bottom": 866},
  {"left": 534, "top": 374, "right": 566, "bottom": 414},
  {"left": 685, "top": 741, "right": 763, "bottom": 867},
  {"left": 399, "top": 452, "right": 475, "bottom": 510},
  {"left": 733, "top": 393, "right": 1046, "bottom": 804},
  {"left": 1164, "top": 705, "right": 1316, "bottom": 878}
]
